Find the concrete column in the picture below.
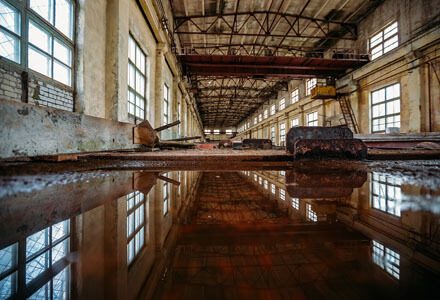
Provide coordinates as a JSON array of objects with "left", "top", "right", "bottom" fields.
[
  {"left": 105, "top": 0, "right": 129, "bottom": 122},
  {"left": 358, "top": 86, "right": 370, "bottom": 134},
  {"left": 173, "top": 79, "right": 179, "bottom": 137},
  {"left": 154, "top": 43, "right": 166, "bottom": 128},
  {"left": 406, "top": 66, "right": 422, "bottom": 132},
  {"left": 74, "top": 0, "right": 86, "bottom": 114}
]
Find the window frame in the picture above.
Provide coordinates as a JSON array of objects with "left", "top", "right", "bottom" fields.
[
  {"left": 270, "top": 104, "right": 275, "bottom": 115},
  {"left": 306, "top": 203, "right": 317, "bottom": 222},
  {"left": 163, "top": 84, "right": 170, "bottom": 124},
  {"left": 128, "top": 34, "right": 147, "bottom": 120},
  {"left": 370, "top": 82, "right": 401, "bottom": 133},
  {"left": 0, "top": 0, "right": 22, "bottom": 64},
  {"left": 369, "top": 21, "right": 399, "bottom": 60},
  {"left": 307, "top": 111, "right": 318, "bottom": 126},
  {"left": 163, "top": 173, "right": 170, "bottom": 216},
  {"left": 0, "top": 0, "right": 76, "bottom": 88},
  {"left": 290, "top": 118, "right": 299, "bottom": 128},
  {"left": 279, "top": 98, "right": 285, "bottom": 110},
  {"left": 279, "top": 123, "right": 286, "bottom": 146},
  {"left": 370, "top": 172, "right": 402, "bottom": 217},
  {"left": 291, "top": 88, "right": 299, "bottom": 103},
  {"left": 126, "top": 191, "right": 147, "bottom": 266},
  {"left": 0, "top": 219, "right": 72, "bottom": 299},
  {"left": 270, "top": 125, "right": 275, "bottom": 144},
  {"left": 306, "top": 78, "right": 317, "bottom": 96}
]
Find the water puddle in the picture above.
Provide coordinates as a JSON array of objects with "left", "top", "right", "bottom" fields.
[{"left": 1, "top": 164, "right": 440, "bottom": 299}]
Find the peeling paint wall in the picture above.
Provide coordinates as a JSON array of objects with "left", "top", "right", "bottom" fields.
[
  {"left": 0, "top": 0, "right": 203, "bottom": 158},
  {"left": 0, "top": 99, "right": 137, "bottom": 158}
]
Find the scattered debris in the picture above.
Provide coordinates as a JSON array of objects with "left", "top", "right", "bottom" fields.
[{"left": 242, "top": 139, "right": 272, "bottom": 150}]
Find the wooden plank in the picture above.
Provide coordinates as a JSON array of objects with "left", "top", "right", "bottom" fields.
[
  {"left": 31, "top": 153, "right": 78, "bottom": 162},
  {"left": 133, "top": 126, "right": 157, "bottom": 146}
]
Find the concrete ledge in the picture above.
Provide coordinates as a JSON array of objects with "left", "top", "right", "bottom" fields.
[{"left": 0, "top": 98, "right": 138, "bottom": 158}]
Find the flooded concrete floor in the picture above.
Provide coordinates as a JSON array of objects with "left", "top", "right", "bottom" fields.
[{"left": 0, "top": 160, "right": 440, "bottom": 299}]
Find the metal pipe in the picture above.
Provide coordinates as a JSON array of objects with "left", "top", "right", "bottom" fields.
[
  {"left": 165, "top": 136, "right": 202, "bottom": 141},
  {"left": 154, "top": 120, "right": 181, "bottom": 132}
]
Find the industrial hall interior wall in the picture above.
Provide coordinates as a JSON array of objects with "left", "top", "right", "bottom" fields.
[
  {"left": 0, "top": 0, "right": 203, "bottom": 158},
  {"left": 235, "top": 0, "right": 440, "bottom": 146}
]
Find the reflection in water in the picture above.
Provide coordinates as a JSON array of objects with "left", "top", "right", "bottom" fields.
[
  {"left": 306, "top": 203, "right": 318, "bottom": 222},
  {"left": 285, "top": 168, "right": 367, "bottom": 199},
  {"left": 0, "top": 220, "right": 70, "bottom": 299},
  {"left": 0, "top": 167, "right": 439, "bottom": 299},
  {"left": 371, "top": 173, "right": 402, "bottom": 217},
  {"left": 126, "top": 191, "right": 147, "bottom": 265},
  {"left": 163, "top": 173, "right": 169, "bottom": 216},
  {"left": 372, "top": 240, "right": 400, "bottom": 280}
]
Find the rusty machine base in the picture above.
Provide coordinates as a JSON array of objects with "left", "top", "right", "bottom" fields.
[{"left": 286, "top": 126, "right": 367, "bottom": 159}]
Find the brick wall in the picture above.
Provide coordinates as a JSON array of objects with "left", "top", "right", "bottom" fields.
[
  {"left": 0, "top": 68, "right": 22, "bottom": 101},
  {"left": 0, "top": 65, "right": 74, "bottom": 112},
  {"left": 28, "top": 79, "right": 74, "bottom": 111}
]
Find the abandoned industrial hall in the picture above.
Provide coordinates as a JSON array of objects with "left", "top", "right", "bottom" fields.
[{"left": 0, "top": 0, "right": 440, "bottom": 299}]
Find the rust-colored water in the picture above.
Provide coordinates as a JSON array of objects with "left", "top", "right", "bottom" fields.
[{"left": 1, "top": 165, "right": 440, "bottom": 299}]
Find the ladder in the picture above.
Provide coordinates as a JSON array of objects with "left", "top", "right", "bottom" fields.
[{"left": 338, "top": 94, "right": 359, "bottom": 134}]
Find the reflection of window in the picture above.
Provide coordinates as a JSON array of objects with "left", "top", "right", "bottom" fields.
[
  {"left": 279, "top": 171, "right": 285, "bottom": 176},
  {"left": 290, "top": 118, "right": 299, "bottom": 128},
  {"left": 371, "top": 83, "right": 400, "bottom": 133},
  {"left": 128, "top": 35, "right": 147, "bottom": 119},
  {"left": 30, "top": 266, "right": 70, "bottom": 299},
  {"left": 226, "top": 129, "right": 232, "bottom": 135},
  {"left": 306, "top": 203, "right": 317, "bottom": 222},
  {"left": 279, "top": 98, "right": 285, "bottom": 110},
  {"left": 0, "top": 243, "right": 18, "bottom": 299},
  {"left": 264, "top": 109, "right": 268, "bottom": 119},
  {"left": 271, "top": 183, "right": 276, "bottom": 194},
  {"left": 280, "top": 189, "right": 285, "bottom": 200},
  {"left": 213, "top": 129, "right": 220, "bottom": 134},
  {"left": 264, "top": 180, "right": 268, "bottom": 190},
  {"left": 279, "top": 123, "right": 286, "bottom": 146},
  {"left": 372, "top": 240, "right": 400, "bottom": 279},
  {"left": 254, "top": 117, "right": 257, "bottom": 124},
  {"left": 163, "top": 175, "right": 169, "bottom": 216},
  {"left": 306, "top": 78, "right": 317, "bottom": 96},
  {"left": 204, "top": 129, "right": 211, "bottom": 134},
  {"left": 370, "top": 22, "right": 398, "bottom": 60},
  {"left": 0, "top": 220, "right": 71, "bottom": 299},
  {"left": 307, "top": 111, "right": 318, "bottom": 126},
  {"left": 291, "top": 197, "right": 299, "bottom": 210},
  {"left": 258, "top": 113, "right": 262, "bottom": 122},
  {"left": 254, "top": 174, "right": 257, "bottom": 181},
  {"left": 371, "top": 173, "right": 402, "bottom": 216},
  {"left": 127, "top": 191, "right": 146, "bottom": 265},
  {"left": 291, "top": 89, "right": 299, "bottom": 103},
  {"left": 258, "top": 176, "right": 262, "bottom": 185},
  {"left": 26, "top": 220, "right": 70, "bottom": 284}
]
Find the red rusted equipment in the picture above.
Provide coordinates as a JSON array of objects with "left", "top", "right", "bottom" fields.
[{"left": 286, "top": 126, "right": 367, "bottom": 159}]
